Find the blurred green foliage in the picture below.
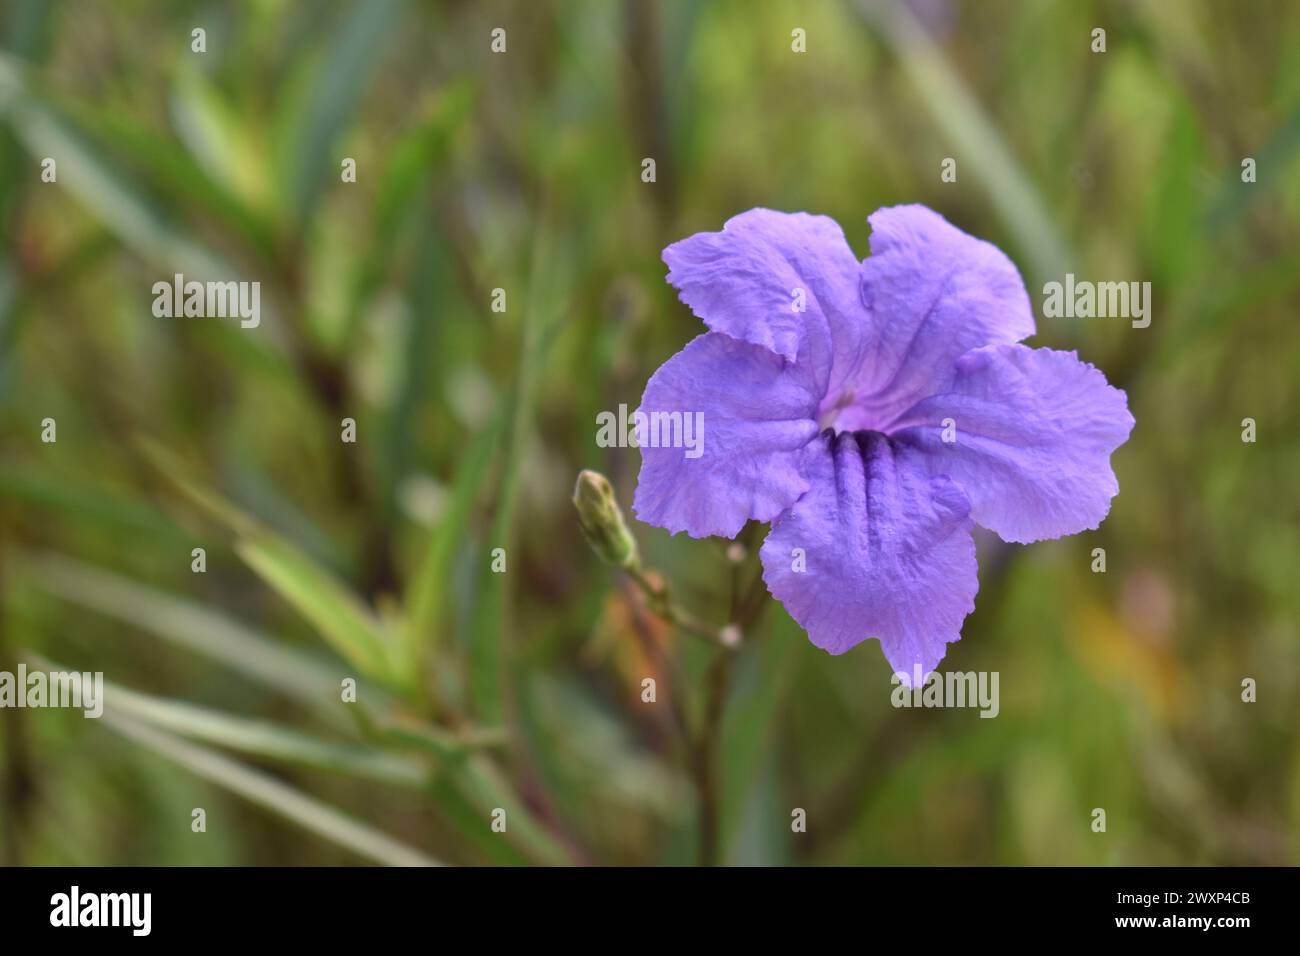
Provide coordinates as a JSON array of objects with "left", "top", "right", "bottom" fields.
[{"left": 1, "top": 0, "right": 1298, "bottom": 866}]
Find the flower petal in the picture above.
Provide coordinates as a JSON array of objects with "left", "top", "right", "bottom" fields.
[
  {"left": 892, "top": 343, "right": 1135, "bottom": 544},
  {"left": 633, "top": 333, "right": 822, "bottom": 538},
  {"left": 852, "top": 205, "right": 1035, "bottom": 426},
  {"left": 759, "top": 431, "right": 978, "bottom": 677},
  {"left": 663, "top": 209, "right": 864, "bottom": 364}
]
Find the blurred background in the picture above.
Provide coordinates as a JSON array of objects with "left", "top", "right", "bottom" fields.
[{"left": 1, "top": 0, "right": 1298, "bottom": 866}]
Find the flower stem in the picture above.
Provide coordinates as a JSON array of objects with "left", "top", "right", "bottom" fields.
[
  {"left": 625, "top": 565, "right": 737, "bottom": 650},
  {"left": 694, "top": 647, "right": 737, "bottom": 866}
]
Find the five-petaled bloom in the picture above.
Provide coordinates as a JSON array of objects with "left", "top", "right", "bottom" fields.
[{"left": 634, "top": 206, "right": 1135, "bottom": 680}]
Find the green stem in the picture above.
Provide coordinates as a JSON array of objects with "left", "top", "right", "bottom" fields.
[
  {"left": 694, "top": 647, "right": 737, "bottom": 866},
  {"left": 625, "top": 565, "right": 735, "bottom": 649}
]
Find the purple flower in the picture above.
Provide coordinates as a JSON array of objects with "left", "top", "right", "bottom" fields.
[{"left": 634, "top": 206, "right": 1135, "bottom": 677}]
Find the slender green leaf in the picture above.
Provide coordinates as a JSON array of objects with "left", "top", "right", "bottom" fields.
[
  {"left": 386, "top": 723, "right": 572, "bottom": 865},
  {"left": 1, "top": 0, "right": 52, "bottom": 58},
  {"left": 854, "top": 0, "right": 1073, "bottom": 283},
  {"left": 0, "top": 467, "right": 189, "bottom": 545},
  {"left": 238, "top": 535, "right": 398, "bottom": 684},
  {"left": 21, "top": 550, "right": 353, "bottom": 719},
  {"left": 105, "top": 682, "right": 427, "bottom": 788},
  {"left": 401, "top": 409, "right": 504, "bottom": 688},
  {"left": 1207, "top": 102, "right": 1300, "bottom": 229},
  {"left": 719, "top": 618, "right": 800, "bottom": 863},
  {"left": 470, "top": 208, "right": 567, "bottom": 722},
  {"left": 280, "top": 0, "right": 409, "bottom": 221},
  {"left": 103, "top": 713, "right": 442, "bottom": 866},
  {"left": 22, "top": 553, "right": 502, "bottom": 768},
  {"left": 134, "top": 439, "right": 401, "bottom": 686},
  {"left": 171, "top": 70, "right": 276, "bottom": 224},
  {"left": 92, "top": 104, "right": 279, "bottom": 262},
  {"left": 341, "top": 82, "right": 474, "bottom": 350},
  {"left": 0, "top": 54, "right": 237, "bottom": 281}
]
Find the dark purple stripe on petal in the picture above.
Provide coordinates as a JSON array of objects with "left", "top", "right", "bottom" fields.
[{"left": 759, "top": 431, "right": 978, "bottom": 677}]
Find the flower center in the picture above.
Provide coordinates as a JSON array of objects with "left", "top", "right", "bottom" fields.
[{"left": 817, "top": 389, "right": 856, "bottom": 432}]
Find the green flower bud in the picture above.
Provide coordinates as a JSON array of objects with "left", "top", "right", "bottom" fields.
[{"left": 572, "top": 470, "right": 639, "bottom": 570}]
